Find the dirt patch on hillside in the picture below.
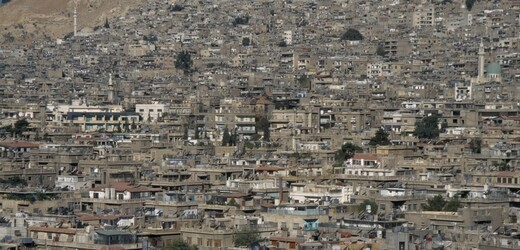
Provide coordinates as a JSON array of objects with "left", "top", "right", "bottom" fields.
[{"left": 0, "top": 0, "right": 144, "bottom": 44}]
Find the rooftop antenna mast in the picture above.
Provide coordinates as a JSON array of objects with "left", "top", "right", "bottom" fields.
[{"left": 73, "top": 0, "right": 78, "bottom": 37}]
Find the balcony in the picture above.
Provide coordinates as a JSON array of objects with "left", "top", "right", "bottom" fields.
[
  {"left": 266, "top": 208, "right": 327, "bottom": 216},
  {"left": 302, "top": 224, "right": 318, "bottom": 231},
  {"left": 81, "top": 198, "right": 151, "bottom": 204},
  {"left": 33, "top": 239, "right": 142, "bottom": 250}
]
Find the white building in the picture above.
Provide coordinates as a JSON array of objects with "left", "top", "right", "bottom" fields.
[
  {"left": 55, "top": 175, "right": 91, "bottom": 191},
  {"left": 338, "top": 154, "right": 396, "bottom": 177},
  {"left": 290, "top": 183, "right": 353, "bottom": 204},
  {"left": 135, "top": 103, "right": 167, "bottom": 122},
  {"left": 283, "top": 30, "right": 293, "bottom": 45},
  {"left": 88, "top": 183, "right": 161, "bottom": 201}
]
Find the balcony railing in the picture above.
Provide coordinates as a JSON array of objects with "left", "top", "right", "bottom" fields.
[
  {"left": 266, "top": 208, "right": 327, "bottom": 216},
  {"left": 302, "top": 225, "right": 319, "bottom": 231},
  {"left": 81, "top": 198, "right": 151, "bottom": 203}
]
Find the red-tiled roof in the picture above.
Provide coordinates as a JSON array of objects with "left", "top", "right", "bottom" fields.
[
  {"left": 256, "top": 166, "right": 286, "bottom": 171},
  {"left": 0, "top": 141, "right": 39, "bottom": 148},
  {"left": 77, "top": 214, "right": 99, "bottom": 221},
  {"left": 502, "top": 116, "right": 520, "bottom": 121},
  {"left": 269, "top": 236, "right": 305, "bottom": 243},
  {"left": 225, "top": 193, "right": 249, "bottom": 198},
  {"left": 29, "top": 226, "right": 76, "bottom": 234},
  {"left": 256, "top": 96, "right": 273, "bottom": 105},
  {"left": 496, "top": 171, "right": 515, "bottom": 177},
  {"left": 90, "top": 182, "right": 161, "bottom": 193}
]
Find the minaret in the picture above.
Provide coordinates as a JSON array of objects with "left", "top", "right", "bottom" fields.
[
  {"left": 73, "top": 0, "right": 78, "bottom": 37},
  {"left": 108, "top": 73, "right": 114, "bottom": 103},
  {"left": 478, "top": 38, "right": 485, "bottom": 82}
]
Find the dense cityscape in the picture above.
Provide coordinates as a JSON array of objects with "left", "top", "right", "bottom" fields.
[{"left": 0, "top": 0, "right": 519, "bottom": 249}]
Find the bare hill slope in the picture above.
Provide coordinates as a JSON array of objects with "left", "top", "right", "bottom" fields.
[{"left": 0, "top": 0, "right": 144, "bottom": 43}]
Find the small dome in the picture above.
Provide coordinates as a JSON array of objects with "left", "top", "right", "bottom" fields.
[{"left": 486, "top": 62, "right": 501, "bottom": 75}]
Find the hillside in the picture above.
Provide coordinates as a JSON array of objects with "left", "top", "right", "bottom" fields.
[{"left": 0, "top": 0, "right": 144, "bottom": 44}]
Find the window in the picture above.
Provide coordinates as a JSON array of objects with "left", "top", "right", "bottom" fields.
[
  {"left": 47, "top": 233, "right": 52, "bottom": 240},
  {"left": 214, "top": 240, "right": 221, "bottom": 247},
  {"left": 139, "top": 109, "right": 144, "bottom": 112},
  {"left": 293, "top": 223, "right": 299, "bottom": 229}
]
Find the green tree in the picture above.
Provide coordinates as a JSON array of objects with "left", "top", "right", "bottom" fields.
[
  {"left": 494, "top": 160, "right": 510, "bottom": 171},
  {"left": 3, "top": 119, "right": 30, "bottom": 137},
  {"left": 143, "top": 35, "right": 158, "bottom": 42},
  {"left": 358, "top": 200, "right": 378, "bottom": 215},
  {"left": 466, "top": 0, "right": 477, "bottom": 11},
  {"left": 369, "top": 128, "right": 391, "bottom": 146},
  {"left": 376, "top": 45, "right": 386, "bottom": 57},
  {"left": 414, "top": 115, "right": 440, "bottom": 139},
  {"left": 164, "top": 239, "right": 198, "bottom": 250},
  {"left": 3, "top": 32, "right": 15, "bottom": 43},
  {"left": 227, "top": 198, "right": 239, "bottom": 207},
  {"left": 170, "top": 4, "right": 184, "bottom": 12},
  {"left": 230, "top": 129, "right": 238, "bottom": 146},
  {"left": 233, "top": 16, "right": 250, "bottom": 26},
  {"left": 234, "top": 229, "right": 261, "bottom": 247},
  {"left": 297, "top": 75, "right": 311, "bottom": 89},
  {"left": 103, "top": 17, "right": 110, "bottom": 29},
  {"left": 334, "top": 143, "right": 362, "bottom": 168},
  {"left": 255, "top": 115, "right": 270, "bottom": 141},
  {"left": 242, "top": 37, "right": 251, "bottom": 46},
  {"left": 444, "top": 198, "right": 460, "bottom": 212},
  {"left": 175, "top": 51, "right": 193, "bottom": 75},
  {"left": 423, "top": 195, "right": 446, "bottom": 211},
  {"left": 341, "top": 28, "right": 364, "bottom": 41},
  {"left": 131, "top": 120, "right": 136, "bottom": 130},
  {"left": 0, "top": 176, "right": 27, "bottom": 186},
  {"left": 222, "top": 127, "right": 231, "bottom": 146},
  {"left": 469, "top": 138, "right": 482, "bottom": 154},
  {"left": 194, "top": 127, "right": 199, "bottom": 139}
]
